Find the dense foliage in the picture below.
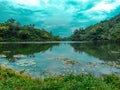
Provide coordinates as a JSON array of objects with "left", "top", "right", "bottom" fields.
[
  {"left": 0, "top": 66, "right": 120, "bottom": 90},
  {"left": 0, "top": 18, "right": 61, "bottom": 41},
  {"left": 70, "top": 14, "right": 120, "bottom": 41}
]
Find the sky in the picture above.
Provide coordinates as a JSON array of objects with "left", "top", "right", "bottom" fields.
[{"left": 0, "top": 0, "right": 120, "bottom": 37}]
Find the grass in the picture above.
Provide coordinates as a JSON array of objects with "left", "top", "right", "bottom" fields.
[{"left": 0, "top": 66, "right": 120, "bottom": 90}]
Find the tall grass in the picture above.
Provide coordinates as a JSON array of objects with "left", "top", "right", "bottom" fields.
[{"left": 0, "top": 66, "right": 120, "bottom": 90}]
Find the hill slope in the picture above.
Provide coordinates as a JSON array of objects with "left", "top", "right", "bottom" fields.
[
  {"left": 0, "top": 18, "right": 61, "bottom": 42},
  {"left": 70, "top": 14, "right": 120, "bottom": 41}
]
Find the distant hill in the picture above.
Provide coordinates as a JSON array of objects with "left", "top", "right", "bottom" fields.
[
  {"left": 70, "top": 14, "right": 120, "bottom": 41},
  {"left": 0, "top": 18, "right": 61, "bottom": 42}
]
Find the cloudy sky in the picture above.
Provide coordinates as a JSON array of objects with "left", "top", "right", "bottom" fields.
[{"left": 0, "top": 0, "right": 120, "bottom": 37}]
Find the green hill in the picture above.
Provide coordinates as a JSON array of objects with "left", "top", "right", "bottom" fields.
[
  {"left": 0, "top": 18, "right": 61, "bottom": 42},
  {"left": 70, "top": 14, "right": 120, "bottom": 41}
]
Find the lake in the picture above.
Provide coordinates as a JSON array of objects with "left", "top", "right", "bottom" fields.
[{"left": 0, "top": 41, "right": 120, "bottom": 78}]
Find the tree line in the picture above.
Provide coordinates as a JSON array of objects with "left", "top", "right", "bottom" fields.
[
  {"left": 70, "top": 14, "right": 120, "bottom": 41},
  {"left": 0, "top": 18, "right": 61, "bottom": 41}
]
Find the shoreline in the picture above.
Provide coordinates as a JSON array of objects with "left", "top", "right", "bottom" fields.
[
  {"left": 0, "top": 40, "right": 119, "bottom": 44},
  {"left": 0, "top": 65, "right": 120, "bottom": 90}
]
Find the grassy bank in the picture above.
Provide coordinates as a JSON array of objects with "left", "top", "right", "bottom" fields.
[{"left": 0, "top": 66, "right": 120, "bottom": 90}]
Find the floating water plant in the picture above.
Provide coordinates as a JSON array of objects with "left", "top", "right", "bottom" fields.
[
  {"left": 16, "top": 60, "right": 36, "bottom": 66},
  {"left": 86, "top": 61, "right": 120, "bottom": 69},
  {"left": 48, "top": 57, "right": 80, "bottom": 65},
  {"left": 13, "top": 54, "right": 25, "bottom": 58},
  {"left": 0, "top": 54, "right": 6, "bottom": 58},
  {"left": 63, "top": 59, "right": 80, "bottom": 65}
]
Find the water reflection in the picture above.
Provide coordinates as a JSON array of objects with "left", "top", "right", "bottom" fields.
[
  {"left": 0, "top": 42, "right": 120, "bottom": 78},
  {"left": 0, "top": 43, "right": 59, "bottom": 62},
  {"left": 70, "top": 42, "right": 120, "bottom": 62}
]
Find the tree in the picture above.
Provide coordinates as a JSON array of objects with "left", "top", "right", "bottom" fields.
[{"left": 6, "top": 18, "right": 15, "bottom": 24}]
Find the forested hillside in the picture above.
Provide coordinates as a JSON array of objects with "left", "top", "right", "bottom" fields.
[
  {"left": 0, "top": 18, "right": 61, "bottom": 41},
  {"left": 70, "top": 14, "right": 120, "bottom": 41}
]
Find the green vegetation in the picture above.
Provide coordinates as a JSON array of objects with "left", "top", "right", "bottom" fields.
[
  {"left": 0, "top": 66, "right": 120, "bottom": 90},
  {"left": 0, "top": 18, "right": 61, "bottom": 41},
  {"left": 70, "top": 14, "right": 120, "bottom": 41}
]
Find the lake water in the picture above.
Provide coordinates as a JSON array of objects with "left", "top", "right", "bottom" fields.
[{"left": 0, "top": 42, "right": 120, "bottom": 78}]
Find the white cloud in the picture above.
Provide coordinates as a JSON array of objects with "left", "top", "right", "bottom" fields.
[
  {"left": 93, "top": 3, "right": 113, "bottom": 12},
  {"left": 43, "top": 0, "right": 49, "bottom": 3},
  {"left": 88, "top": 0, "right": 120, "bottom": 12},
  {"left": 13, "top": 0, "right": 40, "bottom": 7}
]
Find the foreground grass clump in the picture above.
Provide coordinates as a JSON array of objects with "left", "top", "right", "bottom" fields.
[{"left": 0, "top": 66, "right": 120, "bottom": 90}]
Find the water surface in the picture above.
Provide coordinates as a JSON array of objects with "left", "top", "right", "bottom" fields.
[{"left": 0, "top": 42, "right": 120, "bottom": 78}]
